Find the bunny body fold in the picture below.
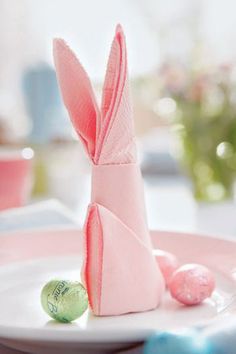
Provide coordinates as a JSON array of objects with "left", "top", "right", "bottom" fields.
[{"left": 53, "top": 24, "right": 164, "bottom": 316}]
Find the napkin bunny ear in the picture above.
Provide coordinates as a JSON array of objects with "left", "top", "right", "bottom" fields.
[
  {"left": 54, "top": 26, "right": 135, "bottom": 164},
  {"left": 96, "top": 25, "right": 136, "bottom": 165},
  {"left": 53, "top": 39, "right": 99, "bottom": 159},
  {"left": 101, "top": 24, "right": 124, "bottom": 120}
]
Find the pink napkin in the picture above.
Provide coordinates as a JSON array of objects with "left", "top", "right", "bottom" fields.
[{"left": 53, "top": 25, "right": 164, "bottom": 316}]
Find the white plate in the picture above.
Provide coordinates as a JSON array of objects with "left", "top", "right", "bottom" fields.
[{"left": 0, "top": 230, "right": 235, "bottom": 354}]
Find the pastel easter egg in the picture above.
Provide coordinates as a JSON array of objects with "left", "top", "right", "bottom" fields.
[
  {"left": 153, "top": 249, "right": 179, "bottom": 287},
  {"left": 169, "top": 264, "right": 215, "bottom": 305},
  {"left": 143, "top": 330, "right": 214, "bottom": 354}
]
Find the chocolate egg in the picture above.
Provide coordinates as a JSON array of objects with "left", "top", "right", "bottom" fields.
[
  {"left": 41, "top": 280, "right": 88, "bottom": 322},
  {"left": 153, "top": 249, "right": 179, "bottom": 287},
  {"left": 169, "top": 264, "right": 215, "bottom": 305}
]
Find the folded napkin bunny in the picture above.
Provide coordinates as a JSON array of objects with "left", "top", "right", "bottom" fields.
[{"left": 53, "top": 25, "right": 164, "bottom": 316}]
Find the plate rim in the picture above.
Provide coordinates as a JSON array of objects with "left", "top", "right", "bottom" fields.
[{"left": 0, "top": 230, "right": 235, "bottom": 344}]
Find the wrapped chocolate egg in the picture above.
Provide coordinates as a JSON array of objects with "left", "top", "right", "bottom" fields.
[
  {"left": 41, "top": 279, "right": 88, "bottom": 322},
  {"left": 169, "top": 264, "right": 215, "bottom": 305},
  {"left": 153, "top": 249, "right": 179, "bottom": 287}
]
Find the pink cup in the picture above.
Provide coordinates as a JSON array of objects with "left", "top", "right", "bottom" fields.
[{"left": 0, "top": 148, "right": 34, "bottom": 211}]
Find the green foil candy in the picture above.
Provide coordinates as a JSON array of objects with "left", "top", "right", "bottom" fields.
[{"left": 41, "top": 280, "right": 88, "bottom": 323}]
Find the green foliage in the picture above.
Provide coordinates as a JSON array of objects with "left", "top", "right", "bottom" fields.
[{"left": 172, "top": 65, "right": 236, "bottom": 201}]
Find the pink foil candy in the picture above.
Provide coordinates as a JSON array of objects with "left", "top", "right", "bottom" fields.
[
  {"left": 153, "top": 249, "right": 179, "bottom": 287},
  {"left": 169, "top": 263, "right": 215, "bottom": 305}
]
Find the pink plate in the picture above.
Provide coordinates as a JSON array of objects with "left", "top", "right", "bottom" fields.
[{"left": 0, "top": 228, "right": 235, "bottom": 354}]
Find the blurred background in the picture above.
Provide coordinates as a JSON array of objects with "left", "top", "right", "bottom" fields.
[{"left": 1, "top": 0, "right": 236, "bottom": 236}]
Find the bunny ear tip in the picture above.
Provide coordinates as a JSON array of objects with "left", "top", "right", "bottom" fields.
[
  {"left": 53, "top": 38, "right": 68, "bottom": 53},
  {"left": 115, "top": 24, "right": 124, "bottom": 35}
]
